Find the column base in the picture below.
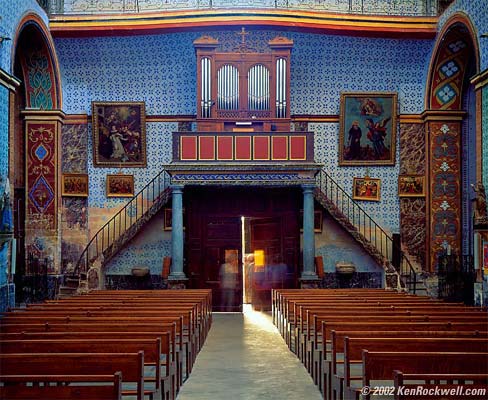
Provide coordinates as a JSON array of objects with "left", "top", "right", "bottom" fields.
[
  {"left": 167, "top": 277, "right": 189, "bottom": 290},
  {"left": 299, "top": 276, "right": 321, "bottom": 289}
]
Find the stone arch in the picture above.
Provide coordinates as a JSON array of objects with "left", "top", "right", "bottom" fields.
[
  {"left": 10, "top": 13, "right": 64, "bottom": 303},
  {"left": 423, "top": 12, "right": 479, "bottom": 271},
  {"left": 11, "top": 13, "right": 62, "bottom": 110}
]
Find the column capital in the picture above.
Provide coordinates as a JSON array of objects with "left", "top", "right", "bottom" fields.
[
  {"left": 301, "top": 184, "right": 316, "bottom": 193},
  {"left": 171, "top": 184, "right": 185, "bottom": 193}
]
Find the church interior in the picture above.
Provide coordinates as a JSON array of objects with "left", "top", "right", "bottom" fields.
[{"left": 0, "top": 0, "right": 487, "bottom": 398}]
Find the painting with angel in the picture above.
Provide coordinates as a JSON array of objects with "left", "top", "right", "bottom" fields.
[{"left": 339, "top": 92, "right": 397, "bottom": 166}]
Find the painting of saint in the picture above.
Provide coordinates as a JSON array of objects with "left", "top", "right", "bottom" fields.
[
  {"left": 92, "top": 102, "right": 146, "bottom": 167},
  {"left": 339, "top": 93, "right": 397, "bottom": 166}
]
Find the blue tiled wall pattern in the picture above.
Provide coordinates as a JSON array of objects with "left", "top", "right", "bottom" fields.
[
  {"left": 313, "top": 122, "right": 400, "bottom": 233},
  {"left": 104, "top": 212, "right": 172, "bottom": 275},
  {"left": 55, "top": 30, "right": 432, "bottom": 116},
  {"left": 0, "top": 0, "right": 49, "bottom": 73},
  {"left": 290, "top": 33, "right": 433, "bottom": 115},
  {"left": 0, "top": 85, "right": 8, "bottom": 176},
  {"left": 439, "top": 0, "right": 488, "bottom": 71},
  {"left": 316, "top": 212, "right": 383, "bottom": 274},
  {"left": 87, "top": 122, "right": 175, "bottom": 209}
]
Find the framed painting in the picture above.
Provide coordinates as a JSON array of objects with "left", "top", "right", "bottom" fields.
[
  {"left": 352, "top": 177, "right": 381, "bottom": 201},
  {"left": 398, "top": 175, "right": 425, "bottom": 197},
  {"left": 339, "top": 92, "right": 397, "bottom": 166},
  {"left": 106, "top": 174, "right": 134, "bottom": 197},
  {"left": 92, "top": 101, "right": 146, "bottom": 167},
  {"left": 61, "top": 173, "right": 88, "bottom": 197}
]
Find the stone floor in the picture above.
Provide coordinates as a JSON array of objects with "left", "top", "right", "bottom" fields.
[{"left": 177, "top": 306, "right": 322, "bottom": 400}]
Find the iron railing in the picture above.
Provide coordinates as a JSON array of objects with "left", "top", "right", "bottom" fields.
[
  {"left": 75, "top": 169, "right": 171, "bottom": 277},
  {"left": 43, "top": 0, "right": 440, "bottom": 16},
  {"left": 438, "top": 254, "right": 475, "bottom": 304},
  {"left": 316, "top": 168, "right": 418, "bottom": 292}
]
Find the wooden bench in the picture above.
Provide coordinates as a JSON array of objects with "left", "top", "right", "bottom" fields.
[
  {"left": 353, "top": 351, "right": 488, "bottom": 400},
  {"left": 323, "top": 330, "right": 488, "bottom": 399},
  {"left": 0, "top": 337, "right": 173, "bottom": 400},
  {"left": 0, "top": 372, "right": 123, "bottom": 400},
  {"left": 336, "top": 337, "right": 488, "bottom": 400},
  {"left": 393, "top": 371, "right": 488, "bottom": 399},
  {"left": 0, "top": 352, "right": 149, "bottom": 400}
]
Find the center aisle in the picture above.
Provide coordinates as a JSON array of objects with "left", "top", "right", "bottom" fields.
[{"left": 177, "top": 306, "right": 322, "bottom": 399}]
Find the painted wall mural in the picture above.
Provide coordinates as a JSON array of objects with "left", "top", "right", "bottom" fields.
[
  {"left": 429, "top": 121, "right": 461, "bottom": 268},
  {"left": 26, "top": 122, "right": 57, "bottom": 230},
  {"left": 399, "top": 123, "right": 426, "bottom": 270}
]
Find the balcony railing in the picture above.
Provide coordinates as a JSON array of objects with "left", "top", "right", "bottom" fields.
[{"left": 40, "top": 0, "right": 441, "bottom": 16}]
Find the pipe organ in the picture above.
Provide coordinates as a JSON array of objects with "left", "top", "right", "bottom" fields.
[{"left": 194, "top": 33, "right": 293, "bottom": 132}]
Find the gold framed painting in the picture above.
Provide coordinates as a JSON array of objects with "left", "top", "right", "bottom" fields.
[
  {"left": 398, "top": 175, "right": 425, "bottom": 197},
  {"left": 61, "top": 173, "right": 89, "bottom": 197},
  {"left": 339, "top": 92, "right": 397, "bottom": 166},
  {"left": 352, "top": 177, "right": 381, "bottom": 201},
  {"left": 106, "top": 174, "right": 134, "bottom": 197},
  {"left": 92, "top": 101, "right": 146, "bottom": 167}
]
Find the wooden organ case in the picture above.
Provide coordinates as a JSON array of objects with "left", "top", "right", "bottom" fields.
[{"left": 194, "top": 30, "right": 293, "bottom": 132}]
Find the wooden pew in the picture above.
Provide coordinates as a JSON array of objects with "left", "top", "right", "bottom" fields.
[
  {"left": 323, "top": 330, "right": 488, "bottom": 398},
  {"left": 393, "top": 371, "right": 488, "bottom": 399},
  {"left": 0, "top": 352, "right": 149, "bottom": 400},
  {"left": 320, "top": 321, "right": 488, "bottom": 400},
  {"left": 336, "top": 337, "right": 488, "bottom": 400},
  {"left": 0, "top": 338, "right": 172, "bottom": 400},
  {"left": 0, "top": 372, "right": 123, "bottom": 400},
  {"left": 355, "top": 351, "right": 488, "bottom": 400}
]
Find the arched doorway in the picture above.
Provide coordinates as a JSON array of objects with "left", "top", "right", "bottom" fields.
[
  {"left": 11, "top": 15, "right": 62, "bottom": 304},
  {"left": 424, "top": 13, "right": 479, "bottom": 299}
]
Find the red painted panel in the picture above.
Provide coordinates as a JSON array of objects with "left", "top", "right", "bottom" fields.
[
  {"left": 180, "top": 136, "right": 197, "bottom": 160},
  {"left": 253, "top": 136, "right": 270, "bottom": 160},
  {"left": 235, "top": 136, "right": 251, "bottom": 160},
  {"left": 290, "top": 136, "right": 306, "bottom": 160},
  {"left": 272, "top": 136, "right": 288, "bottom": 160},
  {"left": 217, "top": 136, "right": 233, "bottom": 160},
  {"left": 26, "top": 122, "right": 57, "bottom": 230},
  {"left": 199, "top": 136, "right": 215, "bottom": 160}
]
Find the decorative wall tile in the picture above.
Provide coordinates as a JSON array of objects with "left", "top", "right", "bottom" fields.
[
  {"left": 315, "top": 212, "right": 383, "bottom": 273},
  {"left": 104, "top": 212, "right": 171, "bottom": 275},
  {"left": 438, "top": 0, "right": 488, "bottom": 71},
  {"left": 0, "top": 0, "right": 48, "bottom": 73},
  {"left": 55, "top": 30, "right": 432, "bottom": 115},
  {"left": 313, "top": 122, "right": 400, "bottom": 233},
  {"left": 0, "top": 86, "right": 8, "bottom": 176},
  {"left": 86, "top": 122, "right": 174, "bottom": 211}
]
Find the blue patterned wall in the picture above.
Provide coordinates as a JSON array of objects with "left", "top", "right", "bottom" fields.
[
  {"left": 0, "top": 85, "right": 8, "bottom": 176},
  {"left": 104, "top": 212, "right": 171, "bottom": 275},
  {"left": 55, "top": 30, "right": 432, "bottom": 115},
  {"left": 0, "top": 0, "right": 49, "bottom": 73},
  {"left": 55, "top": 30, "right": 428, "bottom": 233},
  {"left": 439, "top": 0, "right": 488, "bottom": 71},
  {"left": 313, "top": 122, "right": 400, "bottom": 232},
  {"left": 316, "top": 212, "right": 383, "bottom": 273},
  {"left": 86, "top": 122, "right": 175, "bottom": 209}
]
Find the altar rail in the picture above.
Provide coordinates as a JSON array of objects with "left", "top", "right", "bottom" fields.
[
  {"left": 40, "top": 0, "right": 440, "bottom": 16},
  {"left": 173, "top": 131, "right": 314, "bottom": 163}
]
